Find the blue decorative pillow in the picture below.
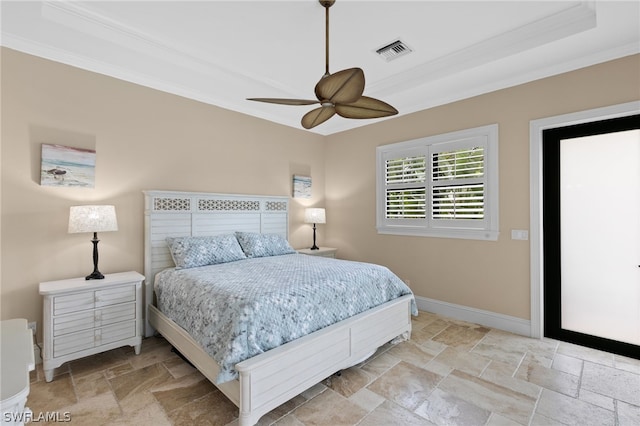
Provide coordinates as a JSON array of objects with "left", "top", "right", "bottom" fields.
[
  {"left": 166, "top": 234, "right": 246, "bottom": 269},
  {"left": 235, "top": 232, "right": 296, "bottom": 258}
]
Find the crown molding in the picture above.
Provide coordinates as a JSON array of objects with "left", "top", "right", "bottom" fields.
[
  {"left": 368, "top": 1, "right": 597, "bottom": 97},
  {"left": 39, "top": 1, "right": 300, "bottom": 96}
]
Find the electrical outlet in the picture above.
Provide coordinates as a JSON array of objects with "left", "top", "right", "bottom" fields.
[{"left": 28, "top": 321, "right": 37, "bottom": 335}]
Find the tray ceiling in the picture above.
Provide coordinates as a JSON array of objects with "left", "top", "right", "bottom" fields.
[{"left": 2, "top": 1, "right": 639, "bottom": 135}]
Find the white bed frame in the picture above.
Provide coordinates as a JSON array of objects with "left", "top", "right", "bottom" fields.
[{"left": 143, "top": 190, "right": 413, "bottom": 426}]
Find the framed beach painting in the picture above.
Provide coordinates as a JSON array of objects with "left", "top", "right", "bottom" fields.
[
  {"left": 40, "top": 144, "right": 96, "bottom": 187},
  {"left": 292, "top": 175, "right": 312, "bottom": 198}
]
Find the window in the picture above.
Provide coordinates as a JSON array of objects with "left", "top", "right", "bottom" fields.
[{"left": 376, "top": 124, "right": 499, "bottom": 240}]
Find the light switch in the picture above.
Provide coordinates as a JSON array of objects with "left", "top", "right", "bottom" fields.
[{"left": 511, "top": 229, "right": 529, "bottom": 240}]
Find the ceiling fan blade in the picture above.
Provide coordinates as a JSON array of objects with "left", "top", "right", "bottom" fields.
[
  {"left": 301, "top": 106, "right": 336, "bottom": 129},
  {"left": 314, "top": 68, "right": 365, "bottom": 104},
  {"left": 335, "top": 96, "right": 398, "bottom": 119},
  {"left": 247, "top": 98, "right": 319, "bottom": 106}
]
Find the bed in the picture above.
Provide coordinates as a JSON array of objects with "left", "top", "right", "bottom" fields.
[{"left": 143, "top": 190, "right": 415, "bottom": 425}]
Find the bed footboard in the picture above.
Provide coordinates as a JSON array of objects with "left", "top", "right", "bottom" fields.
[{"left": 235, "top": 294, "right": 413, "bottom": 426}]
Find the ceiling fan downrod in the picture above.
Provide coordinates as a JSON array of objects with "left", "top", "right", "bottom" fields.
[{"left": 320, "top": 0, "right": 336, "bottom": 77}]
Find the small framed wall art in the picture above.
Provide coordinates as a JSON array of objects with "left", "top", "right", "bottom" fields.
[
  {"left": 292, "top": 175, "right": 312, "bottom": 198},
  {"left": 40, "top": 144, "right": 96, "bottom": 187}
]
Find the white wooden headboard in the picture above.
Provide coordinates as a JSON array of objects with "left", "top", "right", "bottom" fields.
[{"left": 143, "top": 190, "right": 289, "bottom": 336}]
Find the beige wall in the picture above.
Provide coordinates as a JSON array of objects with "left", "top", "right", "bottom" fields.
[
  {"left": 1, "top": 47, "right": 638, "bottom": 338},
  {"left": 324, "top": 54, "right": 640, "bottom": 320},
  {"left": 0, "top": 48, "right": 326, "bottom": 337}
]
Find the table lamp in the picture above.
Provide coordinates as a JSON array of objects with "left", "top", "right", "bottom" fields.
[
  {"left": 68, "top": 205, "right": 118, "bottom": 280},
  {"left": 304, "top": 208, "right": 326, "bottom": 250}
]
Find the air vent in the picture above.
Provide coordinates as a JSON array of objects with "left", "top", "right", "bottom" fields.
[{"left": 375, "top": 39, "right": 413, "bottom": 62}]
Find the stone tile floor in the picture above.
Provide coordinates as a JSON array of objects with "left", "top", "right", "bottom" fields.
[{"left": 27, "top": 311, "right": 640, "bottom": 425}]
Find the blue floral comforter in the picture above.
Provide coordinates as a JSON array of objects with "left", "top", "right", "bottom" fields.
[{"left": 154, "top": 253, "right": 417, "bottom": 383}]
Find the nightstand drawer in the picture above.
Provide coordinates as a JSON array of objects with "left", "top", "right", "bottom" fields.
[
  {"left": 97, "top": 321, "right": 136, "bottom": 347},
  {"left": 53, "top": 320, "right": 136, "bottom": 357},
  {"left": 53, "top": 302, "right": 136, "bottom": 337},
  {"left": 53, "top": 285, "right": 136, "bottom": 315},
  {"left": 53, "top": 310, "right": 94, "bottom": 336},
  {"left": 315, "top": 251, "right": 335, "bottom": 258},
  {"left": 54, "top": 329, "right": 95, "bottom": 357},
  {"left": 97, "top": 303, "right": 136, "bottom": 326},
  {"left": 95, "top": 286, "right": 135, "bottom": 307},
  {"left": 53, "top": 292, "right": 95, "bottom": 315},
  {"left": 297, "top": 247, "right": 337, "bottom": 258}
]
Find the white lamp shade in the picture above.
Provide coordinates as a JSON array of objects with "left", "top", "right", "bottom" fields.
[
  {"left": 304, "top": 208, "right": 326, "bottom": 224},
  {"left": 68, "top": 205, "right": 118, "bottom": 234}
]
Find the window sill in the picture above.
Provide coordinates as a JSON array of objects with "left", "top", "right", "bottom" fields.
[{"left": 377, "top": 226, "right": 499, "bottom": 241}]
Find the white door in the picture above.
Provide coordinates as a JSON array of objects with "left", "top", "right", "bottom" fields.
[{"left": 560, "top": 129, "right": 640, "bottom": 345}]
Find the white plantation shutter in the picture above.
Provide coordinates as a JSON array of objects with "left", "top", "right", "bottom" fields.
[
  {"left": 384, "top": 155, "right": 426, "bottom": 219},
  {"left": 431, "top": 145, "right": 485, "bottom": 221},
  {"left": 432, "top": 147, "right": 484, "bottom": 181},
  {"left": 377, "top": 124, "right": 499, "bottom": 240},
  {"left": 432, "top": 183, "right": 484, "bottom": 219}
]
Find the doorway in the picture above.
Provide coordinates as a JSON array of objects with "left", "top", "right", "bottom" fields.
[{"left": 542, "top": 114, "right": 639, "bottom": 358}]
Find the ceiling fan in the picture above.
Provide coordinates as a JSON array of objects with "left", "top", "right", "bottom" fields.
[{"left": 247, "top": 0, "right": 398, "bottom": 130}]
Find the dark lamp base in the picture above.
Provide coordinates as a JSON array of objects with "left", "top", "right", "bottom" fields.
[
  {"left": 86, "top": 271, "right": 105, "bottom": 280},
  {"left": 86, "top": 232, "right": 106, "bottom": 280},
  {"left": 310, "top": 223, "right": 320, "bottom": 251}
]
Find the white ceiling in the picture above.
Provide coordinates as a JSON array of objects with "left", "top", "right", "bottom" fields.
[{"left": 2, "top": 1, "right": 639, "bottom": 135}]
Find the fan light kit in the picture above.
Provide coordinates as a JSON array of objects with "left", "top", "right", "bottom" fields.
[{"left": 247, "top": 0, "right": 398, "bottom": 129}]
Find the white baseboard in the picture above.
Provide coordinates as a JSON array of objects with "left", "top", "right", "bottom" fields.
[{"left": 415, "top": 296, "right": 532, "bottom": 337}]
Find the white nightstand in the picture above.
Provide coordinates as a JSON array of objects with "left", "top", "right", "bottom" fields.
[
  {"left": 39, "top": 271, "right": 144, "bottom": 382},
  {"left": 297, "top": 247, "right": 338, "bottom": 258}
]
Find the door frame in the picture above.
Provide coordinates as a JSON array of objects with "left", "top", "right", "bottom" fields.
[{"left": 529, "top": 101, "right": 640, "bottom": 339}]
